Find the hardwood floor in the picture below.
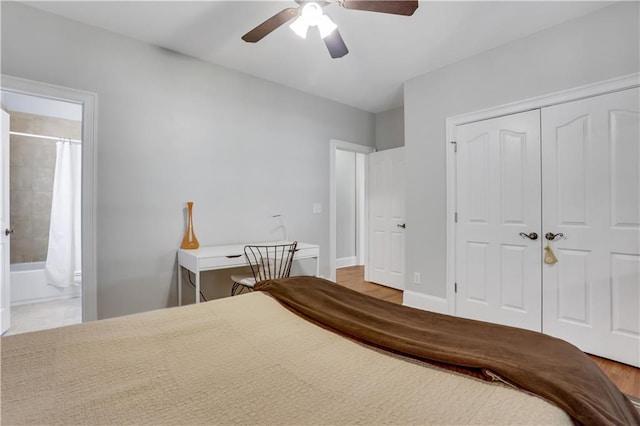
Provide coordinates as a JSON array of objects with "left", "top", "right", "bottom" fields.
[
  {"left": 335, "top": 265, "right": 640, "bottom": 399},
  {"left": 336, "top": 264, "right": 403, "bottom": 304}
]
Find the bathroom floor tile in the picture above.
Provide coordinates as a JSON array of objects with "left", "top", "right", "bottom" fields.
[{"left": 3, "top": 297, "right": 82, "bottom": 336}]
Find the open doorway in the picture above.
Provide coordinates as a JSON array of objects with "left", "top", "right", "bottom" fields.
[
  {"left": 329, "top": 140, "right": 375, "bottom": 282},
  {"left": 1, "top": 91, "right": 83, "bottom": 335},
  {"left": 0, "top": 76, "right": 97, "bottom": 335},
  {"left": 335, "top": 150, "right": 366, "bottom": 268}
]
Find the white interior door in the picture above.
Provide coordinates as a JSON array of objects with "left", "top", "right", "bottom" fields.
[
  {"left": 367, "top": 147, "right": 405, "bottom": 290},
  {"left": 542, "top": 88, "right": 640, "bottom": 367},
  {"left": 1, "top": 109, "right": 11, "bottom": 334},
  {"left": 455, "top": 110, "right": 542, "bottom": 332}
]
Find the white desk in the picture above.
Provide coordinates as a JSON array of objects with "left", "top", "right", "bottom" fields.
[{"left": 177, "top": 241, "right": 320, "bottom": 305}]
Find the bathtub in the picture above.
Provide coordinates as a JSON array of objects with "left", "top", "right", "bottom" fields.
[{"left": 10, "top": 262, "right": 81, "bottom": 306}]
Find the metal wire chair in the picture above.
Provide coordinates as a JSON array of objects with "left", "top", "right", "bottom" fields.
[{"left": 230, "top": 241, "right": 298, "bottom": 296}]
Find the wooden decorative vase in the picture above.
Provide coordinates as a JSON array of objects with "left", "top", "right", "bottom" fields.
[{"left": 181, "top": 201, "right": 200, "bottom": 249}]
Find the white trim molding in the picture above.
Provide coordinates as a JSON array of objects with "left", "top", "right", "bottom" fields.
[
  {"left": 1, "top": 74, "right": 98, "bottom": 322},
  {"left": 329, "top": 139, "right": 375, "bottom": 282},
  {"left": 447, "top": 73, "right": 640, "bottom": 128},
  {"left": 403, "top": 290, "right": 450, "bottom": 315},
  {"left": 336, "top": 256, "right": 358, "bottom": 269},
  {"left": 444, "top": 72, "right": 640, "bottom": 317}
]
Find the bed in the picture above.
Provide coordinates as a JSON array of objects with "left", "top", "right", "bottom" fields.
[{"left": 2, "top": 276, "right": 638, "bottom": 425}]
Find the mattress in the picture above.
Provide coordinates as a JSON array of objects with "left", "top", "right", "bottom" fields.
[{"left": 1, "top": 290, "right": 571, "bottom": 425}]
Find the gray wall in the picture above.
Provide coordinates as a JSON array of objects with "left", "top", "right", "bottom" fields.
[
  {"left": 1, "top": 2, "right": 375, "bottom": 318},
  {"left": 335, "top": 150, "right": 356, "bottom": 261},
  {"left": 375, "top": 107, "right": 404, "bottom": 150},
  {"left": 404, "top": 2, "right": 640, "bottom": 298}
]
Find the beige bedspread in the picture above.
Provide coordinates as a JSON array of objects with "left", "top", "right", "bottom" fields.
[
  {"left": 256, "top": 277, "right": 640, "bottom": 425},
  {"left": 2, "top": 291, "right": 571, "bottom": 425}
]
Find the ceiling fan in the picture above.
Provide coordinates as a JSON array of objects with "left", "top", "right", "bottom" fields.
[{"left": 241, "top": 1, "right": 419, "bottom": 59}]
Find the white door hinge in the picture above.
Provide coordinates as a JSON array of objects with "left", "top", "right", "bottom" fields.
[
  {"left": 454, "top": 212, "right": 458, "bottom": 223},
  {"left": 454, "top": 282, "right": 458, "bottom": 293},
  {"left": 450, "top": 141, "right": 457, "bottom": 153}
]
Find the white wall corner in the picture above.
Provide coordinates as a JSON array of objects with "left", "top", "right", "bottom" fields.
[{"left": 402, "top": 290, "right": 450, "bottom": 315}]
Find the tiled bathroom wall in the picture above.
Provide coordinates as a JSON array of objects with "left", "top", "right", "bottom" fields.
[{"left": 9, "top": 112, "right": 81, "bottom": 264}]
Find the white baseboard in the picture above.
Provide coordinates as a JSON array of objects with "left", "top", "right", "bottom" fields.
[
  {"left": 403, "top": 290, "right": 450, "bottom": 315},
  {"left": 336, "top": 256, "right": 358, "bottom": 269}
]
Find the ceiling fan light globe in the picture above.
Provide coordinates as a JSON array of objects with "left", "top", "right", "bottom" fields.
[
  {"left": 318, "top": 15, "right": 337, "bottom": 39},
  {"left": 289, "top": 16, "right": 309, "bottom": 39},
  {"left": 301, "top": 2, "right": 323, "bottom": 26}
]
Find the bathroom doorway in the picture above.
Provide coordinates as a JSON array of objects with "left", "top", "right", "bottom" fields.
[
  {"left": 1, "top": 91, "right": 83, "bottom": 334},
  {"left": 1, "top": 77, "right": 97, "bottom": 334}
]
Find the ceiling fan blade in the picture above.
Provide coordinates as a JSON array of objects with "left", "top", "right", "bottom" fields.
[
  {"left": 323, "top": 29, "right": 349, "bottom": 58},
  {"left": 341, "top": 0, "right": 418, "bottom": 16},
  {"left": 241, "top": 7, "right": 299, "bottom": 43}
]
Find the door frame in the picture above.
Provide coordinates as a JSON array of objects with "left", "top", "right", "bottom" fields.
[
  {"left": 1, "top": 75, "right": 98, "bottom": 322},
  {"left": 445, "top": 72, "right": 640, "bottom": 315},
  {"left": 329, "top": 139, "right": 375, "bottom": 282}
]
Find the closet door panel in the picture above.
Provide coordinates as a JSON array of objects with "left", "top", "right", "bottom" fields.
[
  {"left": 542, "top": 87, "right": 640, "bottom": 367},
  {"left": 555, "top": 115, "right": 589, "bottom": 225},
  {"left": 611, "top": 110, "right": 640, "bottom": 228},
  {"left": 610, "top": 253, "right": 640, "bottom": 337},
  {"left": 500, "top": 244, "right": 526, "bottom": 312},
  {"left": 455, "top": 110, "right": 542, "bottom": 332},
  {"left": 555, "top": 248, "right": 591, "bottom": 325}
]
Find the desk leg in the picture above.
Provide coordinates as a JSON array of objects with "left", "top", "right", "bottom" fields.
[
  {"left": 316, "top": 255, "right": 320, "bottom": 277},
  {"left": 195, "top": 270, "right": 201, "bottom": 304},
  {"left": 177, "top": 264, "right": 182, "bottom": 306}
]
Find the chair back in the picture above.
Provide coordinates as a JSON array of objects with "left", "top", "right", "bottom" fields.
[{"left": 244, "top": 242, "right": 298, "bottom": 283}]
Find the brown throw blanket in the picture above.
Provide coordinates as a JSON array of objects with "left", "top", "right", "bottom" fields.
[{"left": 255, "top": 276, "right": 640, "bottom": 426}]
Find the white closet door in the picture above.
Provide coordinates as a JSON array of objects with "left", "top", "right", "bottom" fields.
[
  {"left": 455, "top": 110, "right": 542, "bottom": 331},
  {"left": 542, "top": 88, "right": 640, "bottom": 367},
  {"left": 367, "top": 147, "right": 405, "bottom": 290}
]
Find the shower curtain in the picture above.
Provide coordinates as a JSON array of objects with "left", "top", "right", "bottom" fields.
[{"left": 45, "top": 139, "right": 81, "bottom": 288}]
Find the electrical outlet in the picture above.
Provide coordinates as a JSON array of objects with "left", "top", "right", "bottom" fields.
[
  {"left": 413, "top": 272, "right": 421, "bottom": 284},
  {"left": 312, "top": 203, "right": 322, "bottom": 214}
]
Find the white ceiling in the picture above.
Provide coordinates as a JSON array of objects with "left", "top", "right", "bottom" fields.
[{"left": 24, "top": 1, "right": 612, "bottom": 113}]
